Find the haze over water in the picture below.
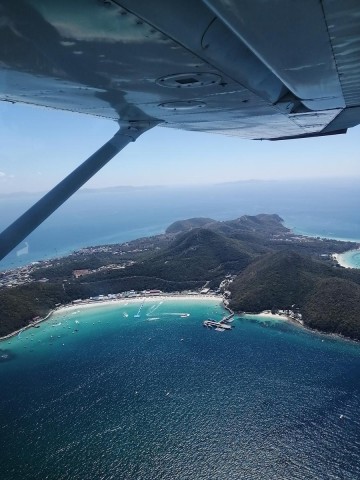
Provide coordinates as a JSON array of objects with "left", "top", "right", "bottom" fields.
[
  {"left": 1, "top": 178, "right": 360, "bottom": 270},
  {"left": 1, "top": 177, "right": 360, "bottom": 479},
  {"left": 1, "top": 298, "right": 360, "bottom": 480}
]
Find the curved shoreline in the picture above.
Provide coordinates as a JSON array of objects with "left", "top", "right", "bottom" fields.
[
  {"left": 0, "top": 310, "right": 54, "bottom": 343},
  {"left": 333, "top": 249, "right": 360, "bottom": 269},
  {"left": 287, "top": 227, "right": 360, "bottom": 270},
  {"left": 1, "top": 294, "right": 359, "bottom": 346},
  {"left": 0, "top": 294, "right": 223, "bottom": 343},
  {"left": 243, "top": 311, "right": 359, "bottom": 345},
  {"left": 290, "top": 226, "right": 360, "bottom": 244}
]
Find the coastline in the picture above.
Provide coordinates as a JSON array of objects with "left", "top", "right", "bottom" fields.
[
  {"left": 1, "top": 294, "right": 358, "bottom": 346},
  {"left": 251, "top": 311, "right": 290, "bottom": 321},
  {"left": 290, "top": 226, "right": 360, "bottom": 244},
  {"left": 286, "top": 226, "right": 360, "bottom": 271},
  {"left": 0, "top": 294, "right": 223, "bottom": 343},
  {"left": 332, "top": 249, "right": 360, "bottom": 269},
  {"left": 0, "top": 310, "right": 54, "bottom": 343},
  {"left": 239, "top": 310, "right": 359, "bottom": 344},
  {"left": 240, "top": 310, "right": 304, "bottom": 329}
]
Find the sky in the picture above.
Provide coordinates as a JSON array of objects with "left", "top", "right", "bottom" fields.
[{"left": 1, "top": 101, "right": 360, "bottom": 194}]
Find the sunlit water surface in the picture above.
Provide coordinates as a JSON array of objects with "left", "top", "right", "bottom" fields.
[{"left": 1, "top": 298, "right": 359, "bottom": 480}]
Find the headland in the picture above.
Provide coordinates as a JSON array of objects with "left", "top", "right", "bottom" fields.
[{"left": 1, "top": 213, "right": 360, "bottom": 341}]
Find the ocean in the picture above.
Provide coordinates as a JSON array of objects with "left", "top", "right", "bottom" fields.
[
  {"left": 0, "top": 298, "right": 359, "bottom": 480},
  {"left": 1, "top": 177, "right": 360, "bottom": 270},
  {"left": 1, "top": 178, "right": 360, "bottom": 479},
  {"left": 337, "top": 249, "right": 360, "bottom": 269}
]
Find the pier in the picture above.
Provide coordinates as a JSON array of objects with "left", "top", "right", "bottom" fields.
[
  {"left": 221, "top": 311, "right": 234, "bottom": 323},
  {"left": 203, "top": 320, "right": 232, "bottom": 331},
  {"left": 202, "top": 302, "right": 234, "bottom": 331}
]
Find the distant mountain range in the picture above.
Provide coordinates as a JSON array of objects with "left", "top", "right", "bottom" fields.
[{"left": 1, "top": 214, "right": 360, "bottom": 340}]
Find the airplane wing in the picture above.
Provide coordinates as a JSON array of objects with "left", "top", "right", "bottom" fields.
[
  {"left": 1, "top": 0, "right": 359, "bottom": 140},
  {"left": 1, "top": 0, "right": 360, "bottom": 260}
]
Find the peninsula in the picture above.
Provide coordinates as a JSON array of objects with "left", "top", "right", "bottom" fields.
[{"left": 1, "top": 214, "right": 360, "bottom": 340}]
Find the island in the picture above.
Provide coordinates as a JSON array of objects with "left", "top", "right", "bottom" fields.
[{"left": 1, "top": 213, "right": 360, "bottom": 341}]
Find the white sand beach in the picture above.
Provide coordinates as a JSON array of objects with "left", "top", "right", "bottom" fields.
[
  {"left": 257, "top": 311, "right": 290, "bottom": 321},
  {"left": 54, "top": 294, "right": 222, "bottom": 314},
  {"left": 332, "top": 250, "right": 360, "bottom": 269},
  {"left": 0, "top": 294, "right": 223, "bottom": 341}
]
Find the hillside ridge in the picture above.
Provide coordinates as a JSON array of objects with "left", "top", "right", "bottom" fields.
[{"left": 1, "top": 213, "right": 360, "bottom": 340}]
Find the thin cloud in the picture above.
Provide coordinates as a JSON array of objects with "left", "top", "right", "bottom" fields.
[{"left": 0, "top": 171, "right": 14, "bottom": 179}]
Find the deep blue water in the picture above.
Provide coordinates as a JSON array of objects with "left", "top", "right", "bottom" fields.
[
  {"left": 1, "top": 178, "right": 360, "bottom": 270},
  {"left": 0, "top": 299, "right": 359, "bottom": 480},
  {"left": 1, "top": 179, "right": 360, "bottom": 479}
]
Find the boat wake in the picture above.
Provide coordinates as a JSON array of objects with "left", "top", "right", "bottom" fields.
[{"left": 146, "top": 301, "right": 163, "bottom": 316}]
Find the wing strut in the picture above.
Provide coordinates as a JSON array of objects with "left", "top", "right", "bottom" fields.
[{"left": 0, "top": 122, "right": 154, "bottom": 262}]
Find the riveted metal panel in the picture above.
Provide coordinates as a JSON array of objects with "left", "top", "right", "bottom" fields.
[
  {"left": 0, "top": 0, "right": 359, "bottom": 139},
  {"left": 323, "top": 0, "right": 360, "bottom": 107},
  {"left": 203, "top": 0, "right": 345, "bottom": 110}
]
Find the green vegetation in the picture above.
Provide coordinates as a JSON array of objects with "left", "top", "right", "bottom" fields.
[
  {"left": 0, "top": 283, "right": 69, "bottom": 336},
  {"left": 303, "top": 278, "right": 360, "bottom": 339},
  {"left": 165, "top": 217, "right": 215, "bottom": 234},
  {"left": 1, "top": 214, "right": 360, "bottom": 341},
  {"left": 74, "top": 228, "right": 260, "bottom": 291},
  {"left": 229, "top": 251, "right": 360, "bottom": 340}
]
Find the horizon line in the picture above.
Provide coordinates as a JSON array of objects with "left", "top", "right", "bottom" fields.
[{"left": 1, "top": 175, "right": 360, "bottom": 197}]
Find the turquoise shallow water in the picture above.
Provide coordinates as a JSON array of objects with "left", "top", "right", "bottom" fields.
[
  {"left": 1, "top": 298, "right": 360, "bottom": 480},
  {"left": 337, "top": 249, "right": 360, "bottom": 269}
]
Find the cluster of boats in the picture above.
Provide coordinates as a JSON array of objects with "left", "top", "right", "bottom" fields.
[{"left": 203, "top": 318, "right": 234, "bottom": 332}]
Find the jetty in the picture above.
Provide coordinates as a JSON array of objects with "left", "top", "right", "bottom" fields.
[
  {"left": 203, "top": 302, "right": 234, "bottom": 331},
  {"left": 203, "top": 320, "right": 232, "bottom": 331}
]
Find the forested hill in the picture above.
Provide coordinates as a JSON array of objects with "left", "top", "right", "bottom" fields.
[
  {"left": 1, "top": 213, "right": 360, "bottom": 340},
  {"left": 76, "top": 227, "right": 271, "bottom": 293},
  {"left": 229, "top": 251, "right": 360, "bottom": 340},
  {"left": 166, "top": 214, "right": 288, "bottom": 237},
  {"left": 166, "top": 214, "right": 356, "bottom": 256},
  {"left": 165, "top": 217, "right": 215, "bottom": 234}
]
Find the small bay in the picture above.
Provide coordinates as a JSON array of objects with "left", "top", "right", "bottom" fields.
[
  {"left": 336, "top": 249, "right": 360, "bottom": 269},
  {"left": 1, "top": 298, "right": 359, "bottom": 480}
]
